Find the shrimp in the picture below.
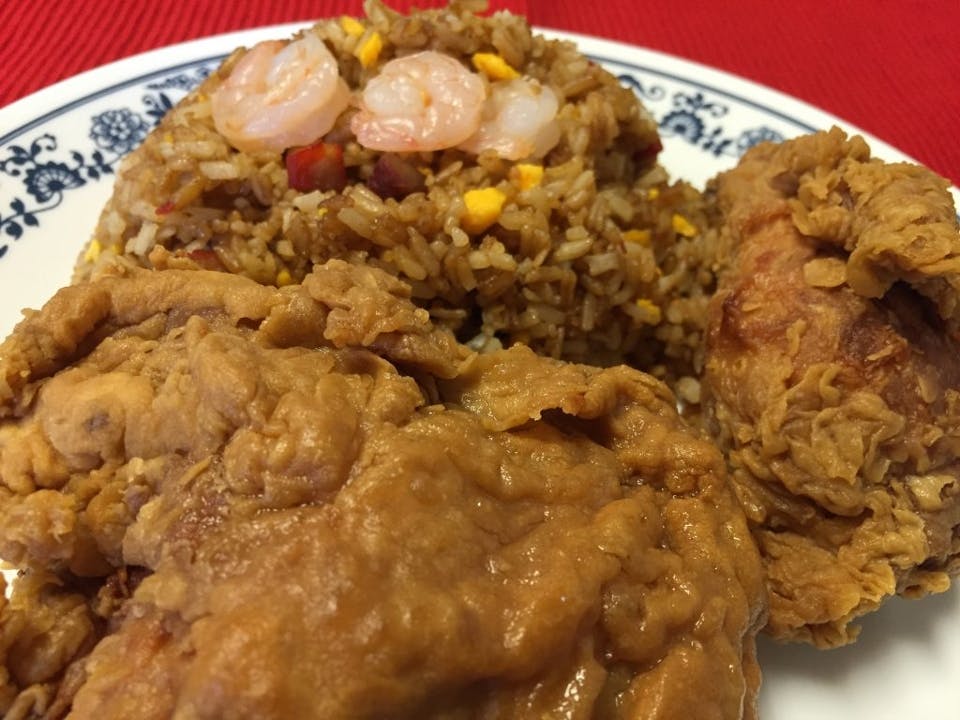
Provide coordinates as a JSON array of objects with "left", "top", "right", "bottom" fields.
[
  {"left": 350, "top": 51, "right": 486, "bottom": 152},
  {"left": 211, "top": 34, "right": 351, "bottom": 155},
  {"left": 458, "top": 78, "right": 561, "bottom": 161}
]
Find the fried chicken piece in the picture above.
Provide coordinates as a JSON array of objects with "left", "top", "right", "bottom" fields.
[
  {"left": 702, "top": 127, "right": 960, "bottom": 646},
  {"left": 0, "top": 261, "right": 765, "bottom": 718},
  {"left": 0, "top": 571, "right": 97, "bottom": 720}
]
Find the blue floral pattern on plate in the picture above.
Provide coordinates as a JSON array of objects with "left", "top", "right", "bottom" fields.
[
  {"left": 0, "top": 65, "right": 213, "bottom": 258},
  {"left": 618, "top": 75, "right": 784, "bottom": 157},
  {"left": 89, "top": 109, "right": 152, "bottom": 155}
]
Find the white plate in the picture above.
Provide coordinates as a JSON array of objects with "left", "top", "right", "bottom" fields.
[{"left": 1, "top": 24, "right": 958, "bottom": 720}]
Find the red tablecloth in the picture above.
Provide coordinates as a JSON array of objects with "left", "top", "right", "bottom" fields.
[{"left": 2, "top": 0, "right": 957, "bottom": 186}]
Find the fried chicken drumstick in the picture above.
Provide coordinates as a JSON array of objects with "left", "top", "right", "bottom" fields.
[{"left": 702, "top": 128, "right": 960, "bottom": 646}]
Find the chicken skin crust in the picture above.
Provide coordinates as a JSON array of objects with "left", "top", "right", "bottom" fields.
[
  {"left": 1, "top": 261, "right": 765, "bottom": 719},
  {"left": 702, "top": 127, "right": 960, "bottom": 646}
]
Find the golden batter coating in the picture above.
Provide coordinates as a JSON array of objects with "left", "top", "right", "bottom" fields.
[
  {"left": 1, "top": 261, "right": 764, "bottom": 719},
  {"left": 702, "top": 128, "right": 960, "bottom": 646}
]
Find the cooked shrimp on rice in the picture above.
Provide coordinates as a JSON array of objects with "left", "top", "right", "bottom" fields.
[{"left": 77, "top": 0, "right": 713, "bottom": 390}]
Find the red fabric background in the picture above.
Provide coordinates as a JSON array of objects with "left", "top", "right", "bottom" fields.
[{"left": 1, "top": 0, "right": 957, "bottom": 186}]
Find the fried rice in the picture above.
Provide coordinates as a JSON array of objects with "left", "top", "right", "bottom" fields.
[{"left": 76, "top": 0, "right": 717, "bottom": 395}]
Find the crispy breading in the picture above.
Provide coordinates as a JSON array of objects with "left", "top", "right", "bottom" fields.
[{"left": 702, "top": 127, "right": 960, "bottom": 646}]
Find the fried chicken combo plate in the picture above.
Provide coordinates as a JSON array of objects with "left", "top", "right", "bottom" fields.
[{"left": 2, "top": 0, "right": 960, "bottom": 717}]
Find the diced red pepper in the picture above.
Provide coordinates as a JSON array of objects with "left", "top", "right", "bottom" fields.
[
  {"left": 156, "top": 200, "right": 175, "bottom": 215},
  {"left": 285, "top": 142, "right": 347, "bottom": 193}
]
